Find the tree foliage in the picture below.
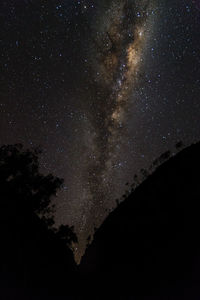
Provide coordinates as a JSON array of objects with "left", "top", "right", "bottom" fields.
[{"left": 0, "top": 143, "right": 77, "bottom": 245}]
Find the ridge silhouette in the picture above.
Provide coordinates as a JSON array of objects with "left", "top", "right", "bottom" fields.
[
  {"left": 79, "top": 141, "right": 200, "bottom": 297},
  {"left": 1, "top": 142, "right": 200, "bottom": 298}
]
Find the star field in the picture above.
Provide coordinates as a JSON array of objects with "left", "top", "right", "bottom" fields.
[{"left": 1, "top": 0, "right": 200, "bottom": 261}]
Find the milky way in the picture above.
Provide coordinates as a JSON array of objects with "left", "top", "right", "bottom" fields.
[
  {"left": 76, "top": 0, "right": 158, "bottom": 257},
  {"left": 1, "top": 0, "right": 200, "bottom": 263}
]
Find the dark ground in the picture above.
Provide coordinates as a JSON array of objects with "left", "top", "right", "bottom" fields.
[
  {"left": 80, "top": 141, "right": 200, "bottom": 298},
  {"left": 1, "top": 141, "right": 200, "bottom": 299}
]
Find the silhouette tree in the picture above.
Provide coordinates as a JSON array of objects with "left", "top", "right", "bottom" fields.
[{"left": 0, "top": 144, "right": 77, "bottom": 297}]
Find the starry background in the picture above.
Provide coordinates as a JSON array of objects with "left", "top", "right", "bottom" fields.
[{"left": 0, "top": 0, "right": 200, "bottom": 261}]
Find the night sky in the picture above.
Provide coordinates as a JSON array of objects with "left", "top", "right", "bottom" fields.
[{"left": 1, "top": 0, "right": 200, "bottom": 262}]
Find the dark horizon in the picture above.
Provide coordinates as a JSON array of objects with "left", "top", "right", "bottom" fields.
[{"left": 1, "top": 140, "right": 200, "bottom": 298}]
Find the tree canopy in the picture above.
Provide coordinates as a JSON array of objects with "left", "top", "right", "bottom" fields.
[{"left": 0, "top": 144, "right": 77, "bottom": 296}]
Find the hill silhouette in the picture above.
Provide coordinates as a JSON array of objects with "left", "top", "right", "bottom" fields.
[
  {"left": 80, "top": 141, "right": 200, "bottom": 297},
  {"left": 2, "top": 142, "right": 200, "bottom": 299}
]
